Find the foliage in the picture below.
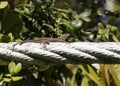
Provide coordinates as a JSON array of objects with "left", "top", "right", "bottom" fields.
[
  {"left": 98, "top": 22, "right": 120, "bottom": 41},
  {"left": 0, "top": 62, "right": 23, "bottom": 86},
  {"left": 0, "top": 1, "right": 8, "bottom": 9},
  {"left": 0, "top": 0, "right": 120, "bottom": 86}
]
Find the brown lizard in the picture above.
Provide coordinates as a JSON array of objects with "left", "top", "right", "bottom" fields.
[{"left": 14, "top": 33, "right": 70, "bottom": 45}]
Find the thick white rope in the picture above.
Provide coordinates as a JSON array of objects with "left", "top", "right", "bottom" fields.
[{"left": 0, "top": 42, "right": 120, "bottom": 65}]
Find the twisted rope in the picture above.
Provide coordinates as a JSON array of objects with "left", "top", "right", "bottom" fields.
[{"left": 0, "top": 42, "right": 120, "bottom": 65}]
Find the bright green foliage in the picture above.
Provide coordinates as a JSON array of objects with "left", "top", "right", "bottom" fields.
[
  {"left": 0, "top": 33, "right": 14, "bottom": 42},
  {"left": 14, "top": 63, "right": 22, "bottom": 74},
  {"left": 81, "top": 77, "right": 89, "bottom": 86},
  {"left": 98, "top": 23, "right": 120, "bottom": 41},
  {"left": 79, "top": 65, "right": 99, "bottom": 84},
  {"left": 8, "top": 61, "right": 16, "bottom": 75},
  {"left": 97, "top": 64, "right": 120, "bottom": 86},
  {"left": 0, "top": 1, "right": 8, "bottom": 9},
  {"left": 37, "top": 65, "right": 49, "bottom": 72},
  {"left": 105, "top": 0, "right": 120, "bottom": 12},
  {"left": 13, "top": 4, "right": 91, "bottom": 41},
  {"left": 0, "top": 62, "right": 23, "bottom": 85},
  {"left": 107, "top": 65, "right": 120, "bottom": 86}
]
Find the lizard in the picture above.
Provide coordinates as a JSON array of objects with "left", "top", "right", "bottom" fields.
[{"left": 13, "top": 33, "right": 70, "bottom": 46}]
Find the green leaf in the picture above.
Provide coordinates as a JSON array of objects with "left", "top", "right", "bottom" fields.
[
  {"left": 108, "top": 65, "right": 120, "bottom": 86},
  {"left": 105, "top": 0, "right": 120, "bottom": 12},
  {"left": 11, "top": 76, "right": 23, "bottom": 81},
  {"left": 81, "top": 77, "right": 89, "bottom": 86},
  {"left": 33, "top": 71, "right": 39, "bottom": 79},
  {"left": 79, "top": 65, "right": 99, "bottom": 84},
  {"left": 98, "top": 65, "right": 106, "bottom": 86},
  {"left": 98, "top": 29, "right": 106, "bottom": 35},
  {"left": 8, "top": 62, "right": 16, "bottom": 75},
  {"left": 4, "top": 74, "right": 11, "bottom": 77},
  {"left": 110, "top": 26, "right": 118, "bottom": 32},
  {"left": 81, "top": 17, "right": 91, "bottom": 22},
  {"left": 79, "top": 9, "right": 91, "bottom": 17},
  {"left": 43, "top": 23, "right": 54, "bottom": 29},
  {"left": 0, "top": 80, "right": 3, "bottom": 86},
  {"left": 79, "top": 9, "right": 91, "bottom": 22},
  {"left": 0, "top": 34, "right": 3, "bottom": 39},
  {"left": 37, "top": 65, "right": 49, "bottom": 71},
  {"left": 0, "top": 74, "right": 3, "bottom": 81},
  {"left": 98, "top": 23, "right": 105, "bottom": 30},
  {"left": 111, "top": 33, "right": 119, "bottom": 42},
  {"left": 87, "top": 65, "right": 99, "bottom": 81},
  {"left": 3, "top": 78, "right": 11, "bottom": 82},
  {"left": 97, "top": 8, "right": 105, "bottom": 16},
  {"left": 0, "top": 1, "right": 8, "bottom": 9},
  {"left": 71, "top": 19, "right": 83, "bottom": 29},
  {"left": 8, "top": 33, "right": 14, "bottom": 42},
  {"left": 14, "top": 63, "right": 22, "bottom": 74},
  {"left": 98, "top": 23, "right": 106, "bottom": 35}
]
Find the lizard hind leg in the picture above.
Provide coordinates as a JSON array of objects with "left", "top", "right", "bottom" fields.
[{"left": 41, "top": 42, "right": 48, "bottom": 50}]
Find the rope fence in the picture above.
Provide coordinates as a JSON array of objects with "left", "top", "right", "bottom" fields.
[{"left": 0, "top": 42, "right": 120, "bottom": 66}]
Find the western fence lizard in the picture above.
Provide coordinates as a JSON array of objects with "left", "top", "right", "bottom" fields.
[{"left": 14, "top": 33, "right": 70, "bottom": 46}]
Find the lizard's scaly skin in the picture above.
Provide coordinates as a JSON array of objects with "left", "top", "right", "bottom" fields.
[{"left": 14, "top": 33, "right": 70, "bottom": 45}]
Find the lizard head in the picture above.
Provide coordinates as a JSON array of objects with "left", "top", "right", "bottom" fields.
[{"left": 59, "top": 33, "right": 70, "bottom": 40}]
